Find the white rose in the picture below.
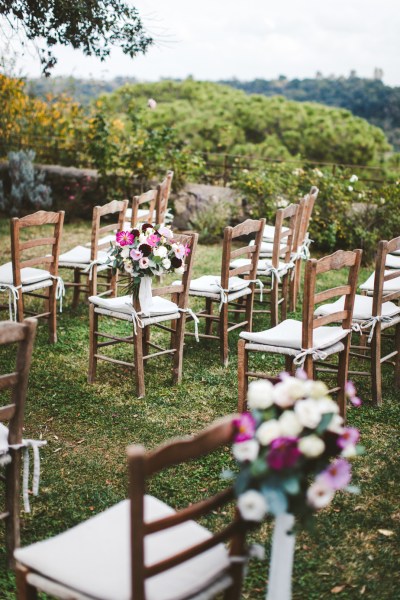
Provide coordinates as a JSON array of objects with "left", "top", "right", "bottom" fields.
[
  {"left": 306, "top": 480, "right": 334, "bottom": 510},
  {"left": 256, "top": 419, "right": 281, "bottom": 446},
  {"left": 247, "top": 380, "right": 275, "bottom": 410},
  {"left": 162, "top": 258, "right": 171, "bottom": 269},
  {"left": 121, "top": 246, "right": 130, "bottom": 258},
  {"left": 174, "top": 266, "right": 184, "bottom": 275},
  {"left": 305, "top": 380, "right": 329, "bottom": 399},
  {"left": 294, "top": 399, "right": 321, "bottom": 429},
  {"left": 318, "top": 397, "right": 339, "bottom": 414},
  {"left": 326, "top": 414, "right": 344, "bottom": 434},
  {"left": 232, "top": 440, "right": 260, "bottom": 462},
  {"left": 139, "top": 233, "right": 147, "bottom": 244},
  {"left": 299, "top": 434, "right": 325, "bottom": 458},
  {"left": 279, "top": 410, "right": 303, "bottom": 437},
  {"left": 341, "top": 444, "right": 357, "bottom": 458},
  {"left": 273, "top": 378, "right": 307, "bottom": 408},
  {"left": 237, "top": 490, "right": 268, "bottom": 522},
  {"left": 153, "top": 245, "right": 168, "bottom": 258}
]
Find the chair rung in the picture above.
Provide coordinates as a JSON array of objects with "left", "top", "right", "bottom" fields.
[
  {"left": 381, "top": 350, "right": 398, "bottom": 363},
  {"left": 94, "top": 354, "right": 134, "bottom": 368},
  {"left": 0, "top": 511, "right": 10, "bottom": 520},
  {"left": 143, "top": 348, "right": 175, "bottom": 360},
  {"left": 227, "top": 321, "right": 247, "bottom": 333},
  {"left": 186, "top": 331, "right": 219, "bottom": 340},
  {"left": 95, "top": 331, "right": 133, "bottom": 344}
]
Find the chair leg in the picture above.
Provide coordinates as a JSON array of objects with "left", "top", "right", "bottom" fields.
[
  {"left": 238, "top": 339, "right": 248, "bottom": 412},
  {"left": 219, "top": 303, "right": 229, "bottom": 367},
  {"left": 281, "top": 273, "right": 289, "bottom": 322},
  {"left": 205, "top": 298, "right": 213, "bottom": 335},
  {"left": 48, "top": 282, "right": 57, "bottom": 344},
  {"left": 142, "top": 326, "right": 150, "bottom": 356},
  {"left": 16, "top": 289, "right": 24, "bottom": 322},
  {"left": 88, "top": 304, "right": 98, "bottom": 383},
  {"left": 370, "top": 324, "right": 382, "bottom": 406},
  {"left": 15, "top": 564, "right": 38, "bottom": 599},
  {"left": 337, "top": 336, "right": 351, "bottom": 420},
  {"left": 244, "top": 292, "right": 254, "bottom": 333},
  {"left": 5, "top": 449, "right": 21, "bottom": 568},
  {"left": 285, "top": 355, "right": 294, "bottom": 375},
  {"left": 173, "top": 315, "right": 186, "bottom": 384},
  {"left": 134, "top": 324, "right": 145, "bottom": 398},
  {"left": 270, "top": 278, "right": 279, "bottom": 327},
  {"left": 72, "top": 268, "right": 81, "bottom": 309},
  {"left": 289, "top": 261, "right": 300, "bottom": 312},
  {"left": 304, "top": 355, "right": 314, "bottom": 380},
  {"left": 395, "top": 322, "right": 400, "bottom": 388}
]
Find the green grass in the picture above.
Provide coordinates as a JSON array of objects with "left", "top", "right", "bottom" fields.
[{"left": 0, "top": 219, "right": 399, "bottom": 599}]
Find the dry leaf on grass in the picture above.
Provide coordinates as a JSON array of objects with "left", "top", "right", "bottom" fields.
[
  {"left": 331, "top": 585, "right": 346, "bottom": 593},
  {"left": 378, "top": 529, "right": 394, "bottom": 536}
]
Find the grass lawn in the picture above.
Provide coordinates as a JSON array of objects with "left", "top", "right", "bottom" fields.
[{"left": 0, "top": 218, "right": 399, "bottom": 599}]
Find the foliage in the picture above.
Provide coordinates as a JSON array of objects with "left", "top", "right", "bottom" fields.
[
  {"left": 221, "top": 75, "right": 400, "bottom": 150},
  {"left": 188, "top": 199, "right": 231, "bottom": 244},
  {"left": 0, "top": 149, "right": 52, "bottom": 215},
  {"left": 0, "top": 0, "right": 152, "bottom": 76}
]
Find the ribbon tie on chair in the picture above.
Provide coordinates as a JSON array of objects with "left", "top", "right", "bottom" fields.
[
  {"left": 293, "top": 347, "right": 328, "bottom": 366},
  {"left": 0, "top": 283, "right": 21, "bottom": 320},
  {"left": 352, "top": 315, "right": 395, "bottom": 343},
  {"left": 264, "top": 263, "right": 295, "bottom": 284},
  {"left": 215, "top": 279, "right": 264, "bottom": 311},
  {"left": 5, "top": 439, "right": 47, "bottom": 513},
  {"left": 50, "top": 275, "right": 65, "bottom": 313},
  {"left": 178, "top": 308, "right": 200, "bottom": 342}
]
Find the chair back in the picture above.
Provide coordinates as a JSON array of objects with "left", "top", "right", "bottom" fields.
[
  {"left": 373, "top": 236, "right": 400, "bottom": 313},
  {"left": 303, "top": 249, "right": 362, "bottom": 348},
  {"left": 155, "top": 171, "right": 174, "bottom": 225},
  {"left": 296, "top": 186, "right": 318, "bottom": 253},
  {"left": 91, "top": 199, "right": 128, "bottom": 259},
  {"left": 128, "top": 415, "right": 248, "bottom": 600},
  {"left": 152, "top": 232, "right": 198, "bottom": 310},
  {"left": 131, "top": 190, "right": 158, "bottom": 227},
  {"left": 224, "top": 218, "right": 266, "bottom": 285},
  {"left": 271, "top": 203, "right": 301, "bottom": 268},
  {"left": 0, "top": 319, "right": 37, "bottom": 445},
  {"left": 10, "top": 211, "right": 64, "bottom": 288}
]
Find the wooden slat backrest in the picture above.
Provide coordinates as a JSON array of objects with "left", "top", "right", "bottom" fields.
[
  {"left": 222, "top": 218, "right": 265, "bottom": 284},
  {"left": 90, "top": 200, "right": 128, "bottom": 259},
  {"left": 296, "top": 186, "right": 318, "bottom": 249},
  {"left": 10, "top": 211, "right": 64, "bottom": 286},
  {"left": 128, "top": 415, "right": 246, "bottom": 599},
  {"left": 271, "top": 203, "right": 300, "bottom": 268},
  {"left": 131, "top": 189, "right": 158, "bottom": 227},
  {"left": 0, "top": 320, "right": 37, "bottom": 445},
  {"left": 151, "top": 232, "right": 198, "bottom": 309},
  {"left": 303, "top": 249, "right": 362, "bottom": 348},
  {"left": 373, "top": 236, "right": 400, "bottom": 312},
  {"left": 155, "top": 171, "right": 174, "bottom": 225}
]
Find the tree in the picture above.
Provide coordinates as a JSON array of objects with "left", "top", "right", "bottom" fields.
[{"left": 0, "top": 0, "right": 153, "bottom": 76}]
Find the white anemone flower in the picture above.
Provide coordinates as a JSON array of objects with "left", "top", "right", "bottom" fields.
[
  {"left": 278, "top": 410, "right": 303, "bottom": 437},
  {"left": 237, "top": 490, "right": 268, "bottom": 522},
  {"left": 232, "top": 440, "right": 260, "bottom": 462},
  {"left": 247, "top": 380, "right": 275, "bottom": 410},
  {"left": 273, "top": 377, "right": 307, "bottom": 408},
  {"left": 256, "top": 419, "right": 281, "bottom": 445},
  {"left": 294, "top": 399, "right": 322, "bottom": 429},
  {"left": 306, "top": 480, "right": 335, "bottom": 510},
  {"left": 349, "top": 174, "right": 358, "bottom": 183},
  {"left": 299, "top": 434, "right": 325, "bottom": 458}
]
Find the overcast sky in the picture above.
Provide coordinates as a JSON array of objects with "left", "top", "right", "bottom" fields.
[{"left": 20, "top": 0, "right": 400, "bottom": 85}]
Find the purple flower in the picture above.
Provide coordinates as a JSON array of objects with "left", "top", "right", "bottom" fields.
[
  {"left": 267, "top": 437, "right": 301, "bottom": 470},
  {"left": 350, "top": 396, "right": 362, "bottom": 407},
  {"left": 317, "top": 458, "right": 352, "bottom": 490},
  {"left": 233, "top": 413, "right": 256, "bottom": 443},
  {"left": 147, "top": 233, "right": 160, "bottom": 248},
  {"left": 345, "top": 381, "right": 362, "bottom": 407},
  {"left": 116, "top": 231, "right": 134, "bottom": 246},
  {"left": 337, "top": 427, "right": 360, "bottom": 449},
  {"left": 295, "top": 368, "right": 308, "bottom": 380}
]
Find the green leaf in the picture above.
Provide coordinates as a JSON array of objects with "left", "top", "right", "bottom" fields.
[
  {"left": 250, "top": 458, "right": 268, "bottom": 478},
  {"left": 261, "top": 485, "right": 288, "bottom": 516},
  {"left": 315, "top": 412, "right": 334, "bottom": 435},
  {"left": 282, "top": 476, "right": 301, "bottom": 495}
]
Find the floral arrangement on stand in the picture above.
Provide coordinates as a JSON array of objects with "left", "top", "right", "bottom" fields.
[
  {"left": 232, "top": 371, "right": 363, "bottom": 600},
  {"left": 108, "top": 223, "right": 190, "bottom": 311}
]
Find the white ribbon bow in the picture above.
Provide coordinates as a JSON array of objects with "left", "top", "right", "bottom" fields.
[
  {"left": 0, "top": 283, "right": 20, "bottom": 320},
  {"left": 215, "top": 279, "right": 264, "bottom": 311},
  {"left": 4, "top": 439, "right": 47, "bottom": 513},
  {"left": 352, "top": 315, "right": 395, "bottom": 343},
  {"left": 293, "top": 347, "right": 328, "bottom": 366}
]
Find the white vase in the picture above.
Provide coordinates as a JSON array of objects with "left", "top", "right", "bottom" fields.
[
  {"left": 266, "top": 513, "right": 296, "bottom": 600},
  {"left": 138, "top": 275, "right": 153, "bottom": 315}
]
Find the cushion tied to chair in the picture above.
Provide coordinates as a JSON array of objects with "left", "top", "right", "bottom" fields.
[
  {"left": 292, "top": 347, "right": 328, "bottom": 366},
  {"left": 0, "top": 423, "right": 46, "bottom": 512},
  {"left": 263, "top": 262, "right": 295, "bottom": 284},
  {"left": 352, "top": 314, "right": 397, "bottom": 343},
  {"left": 0, "top": 283, "right": 20, "bottom": 320}
]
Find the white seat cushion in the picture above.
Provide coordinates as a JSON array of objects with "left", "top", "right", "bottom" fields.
[
  {"left": 240, "top": 318, "right": 350, "bottom": 350},
  {"left": 0, "top": 262, "right": 51, "bottom": 286},
  {"left": 315, "top": 294, "right": 400, "bottom": 321},
  {"left": 230, "top": 258, "right": 289, "bottom": 273},
  {"left": 0, "top": 423, "right": 9, "bottom": 456},
  {"left": 59, "top": 246, "right": 109, "bottom": 266},
  {"left": 89, "top": 294, "right": 179, "bottom": 316},
  {"left": 359, "top": 270, "right": 400, "bottom": 293},
  {"left": 262, "top": 224, "right": 289, "bottom": 242},
  {"left": 386, "top": 254, "right": 400, "bottom": 269},
  {"left": 15, "top": 496, "right": 230, "bottom": 600},
  {"left": 390, "top": 248, "right": 400, "bottom": 256},
  {"left": 249, "top": 240, "right": 286, "bottom": 255},
  {"left": 189, "top": 275, "right": 249, "bottom": 294}
]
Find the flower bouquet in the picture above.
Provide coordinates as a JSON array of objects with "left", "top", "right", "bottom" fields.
[
  {"left": 108, "top": 224, "right": 190, "bottom": 312},
  {"left": 233, "top": 371, "right": 363, "bottom": 600}
]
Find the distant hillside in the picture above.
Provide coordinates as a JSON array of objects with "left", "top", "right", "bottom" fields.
[
  {"left": 27, "top": 76, "right": 139, "bottom": 104},
  {"left": 220, "top": 76, "right": 400, "bottom": 149}
]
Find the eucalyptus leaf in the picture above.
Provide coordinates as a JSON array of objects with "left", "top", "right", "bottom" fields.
[
  {"left": 316, "top": 412, "right": 334, "bottom": 435},
  {"left": 261, "top": 485, "right": 288, "bottom": 516},
  {"left": 282, "top": 476, "right": 301, "bottom": 495}
]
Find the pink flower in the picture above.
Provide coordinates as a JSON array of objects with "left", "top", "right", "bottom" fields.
[
  {"left": 307, "top": 480, "right": 335, "bottom": 510},
  {"left": 116, "top": 231, "right": 134, "bottom": 246},
  {"left": 295, "top": 368, "right": 308, "bottom": 380},
  {"left": 337, "top": 427, "right": 360, "bottom": 449},
  {"left": 158, "top": 226, "right": 173, "bottom": 239},
  {"left": 69, "top": 195, "right": 75, "bottom": 200},
  {"left": 130, "top": 248, "right": 143, "bottom": 261},
  {"left": 233, "top": 413, "right": 256, "bottom": 443},
  {"left": 147, "top": 98, "right": 157, "bottom": 110},
  {"left": 267, "top": 437, "right": 301, "bottom": 470},
  {"left": 139, "top": 257, "right": 149, "bottom": 269},
  {"left": 174, "top": 244, "right": 186, "bottom": 260},
  {"left": 184, "top": 244, "right": 191, "bottom": 256},
  {"left": 345, "top": 381, "right": 362, "bottom": 406},
  {"left": 317, "top": 458, "right": 352, "bottom": 490},
  {"left": 147, "top": 233, "right": 160, "bottom": 248}
]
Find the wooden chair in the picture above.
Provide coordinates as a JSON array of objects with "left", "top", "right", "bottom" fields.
[
  {"left": 316, "top": 237, "right": 400, "bottom": 405},
  {"left": 238, "top": 249, "right": 362, "bottom": 418},
  {"left": 0, "top": 319, "right": 37, "bottom": 567},
  {"left": 289, "top": 186, "right": 319, "bottom": 312},
  {"left": 130, "top": 189, "right": 158, "bottom": 227},
  {"left": 0, "top": 210, "right": 64, "bottom": 343},
  {"left": 88, "top": 232, "right": 198, "bottom": 397},
  {"left": 58, "top": 200, "right": 128, "bottom": 309},
  {"left": 187, "top": 219, "right": 265, "bottom": 367},
  {"left": 124, "top": 170, "right": 174, "bottom": 228},
  {"left": 15, "top": 415, "right": 251, "bottom": 600},
  {"left": 156, "top": 170, "right": 174, "bottom": 225},
  {"left": 244, "top": 203, "right": 302, "bottom": 326}
]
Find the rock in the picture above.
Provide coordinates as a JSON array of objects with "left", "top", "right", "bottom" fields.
[{"left": 172, "top": 182, "right": 242, "bottom": 229}]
